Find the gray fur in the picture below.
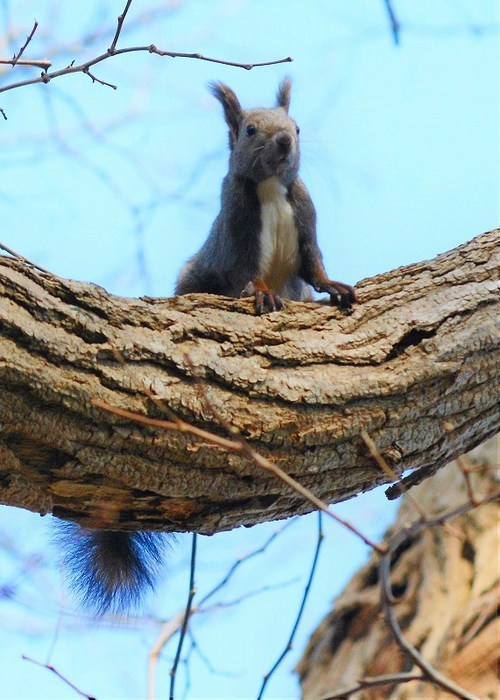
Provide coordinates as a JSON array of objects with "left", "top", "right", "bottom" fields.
[{"left": 176, "top": 79, "right": 355, "bottom": 311}]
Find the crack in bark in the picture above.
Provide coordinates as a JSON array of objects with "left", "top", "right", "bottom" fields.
[{"left": 386, "top": 327, "right": 437, "bottom": 360}]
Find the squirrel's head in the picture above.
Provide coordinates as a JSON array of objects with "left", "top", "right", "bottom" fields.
[{"left": 209, "top": 78, "right": 300, "bottom": 186}]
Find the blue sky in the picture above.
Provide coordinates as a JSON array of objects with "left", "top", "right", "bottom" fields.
[{"left": 0, "top": 1, "right": 498, "bottom": 698}]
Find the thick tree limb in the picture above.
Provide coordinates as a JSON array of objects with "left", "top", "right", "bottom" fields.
[{"left": 0, "top": 229, "right": 498, "bottom": 533}]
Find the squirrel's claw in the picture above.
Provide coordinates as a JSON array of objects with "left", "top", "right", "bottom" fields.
[
  {"left": 315, "top": 280, "right": 357, "bottom": 309},
  {"left": 255, "top": 290, "right": 284, "bottom": 314},
  {"left": 241, "top": 281, "right": 284, "bottom": 314}
]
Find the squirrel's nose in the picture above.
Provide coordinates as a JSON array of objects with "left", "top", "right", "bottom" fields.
[{"left": 276, "top": 132, "right": 293, "bottom": 153}]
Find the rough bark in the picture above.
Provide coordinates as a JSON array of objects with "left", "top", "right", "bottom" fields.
[
  {"left": 296, "top": 437, "right": 499, "bottom": 700},
  {"left": 0, "top": 229, "right": 498, "bottom": 534}
]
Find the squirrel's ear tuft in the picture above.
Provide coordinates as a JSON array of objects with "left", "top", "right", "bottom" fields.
[
  {"left": 209, "top": 82, "right": 243, "bottom": 149},
  {"left": 276, "top": 77, "right": 292, "bottom": 113}
]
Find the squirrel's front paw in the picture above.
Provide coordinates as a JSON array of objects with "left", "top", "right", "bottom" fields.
[
  {"left": 315, "top": 280, "right": 356, "bottom": 309},
  {"left": 241, "top": 281, "right": 284, "bottom": 314}
]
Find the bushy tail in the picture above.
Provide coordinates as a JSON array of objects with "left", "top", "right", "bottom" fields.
[{"left": 55, "top": 522, "right": 169, "bottom": 614}]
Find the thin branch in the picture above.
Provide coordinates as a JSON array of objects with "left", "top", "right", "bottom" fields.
[
  {"left": 187, "top": 629, "right": 238, "bottom": 679},
  {"left": 0, "top": 242, "right": 51, "bottom": 274},
  {"left": 146, "top": 47, "right": 292, "bottom": 71},
  {"left": 427, "top": 493, "right": 499, "bottom": 530},
  {"left": 93, "top": 398, "right": 239, "bottom": 450},
  {"left": 198, "top": 519, "right": 297, "bottom": 607},
  {"left": 444, "top": 421, "right": 480, "bottom": 506},
  {"left": 0, "top": 44, "right": 293, "bottom": 96},
  {"left": 22, "top": 656, "right": 96, "bottom": 700},
  {"left": 0, "top": 58, "right": 52, "bottom": 69},
  {"left": 257, "top": 512, "right": 324, "bottom": 699},
  {"left": 10, "top": 20, "right": 38, "bottom": 68},
  {"left": 92, "top": 399, "right": 384, "bottom": 553},
  {"left": 234, "top": 437, "right": 384, "bottom": 553},
  {"left": 83, "top": 66, "right": 117, "bottom": 90},
  {"left": 210, "top": 576, "right": 299, "bottom": 609},
  {"left": 382, "top": 0, "right": 401, "bottom": 45},
  {"left": 148, "top": 609, "right": 188, "bottom": 700},
  {"left": 456, "top": 460, "right": 480, "bottom": 506},
  {"left": 380, "top": 527, "right": 481, "bottom": 700},
  {"left": 110, "top": 0, "right": 134, "bottom": 53},
  {"left": 323, "top": 672, "right": 425, "bottom": 699},
  {"left": 361, "top": 429, "right": 428, "bottom": 520},
  {"left": 459, "top": 594, "right": 499, "bottom": 648},
  {"left": 169, "top": 533, "right": 197, "bottom": 700}
]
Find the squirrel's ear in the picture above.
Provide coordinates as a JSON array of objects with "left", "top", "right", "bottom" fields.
[
  {"left": 276, "top": 77, "right": 292, "bottom": 113},
  {"left": 209, "top": 82, "right": 242, "bottom": 149}
]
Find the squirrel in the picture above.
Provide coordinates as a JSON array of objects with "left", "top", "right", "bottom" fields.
[
  {"left": 175, "top": 77, "right": 356, "bottom": 313},
  {"left": 56, "top": 523, "right": 168, "bottom": 614},
  {"left": 58, "top": 79, "right": 355, "bottom": 614}
]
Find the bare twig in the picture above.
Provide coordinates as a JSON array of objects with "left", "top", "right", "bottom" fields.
[
  {"left": 148, "top": 609, "right": 189, "bottom": 700},
  {"left": 0, "top": 58, "right": 52, "bottom": 69},
  {"left": 361, "top": 429, "right": 428, "bottom": 520},
  {"left": 93, "top": 398, "right": 238, "bottom": 450},
  {"left": 0, "top": 107, "right": 6, "bottom": 120},
  {"left": 10, "top": 20, "right": 38, "bottom": 68},
  {"left": 209, "top": 576, "right": 300, "bottom": 610},
  {"left": 169, "top": 533, "right": 197, "bottom": 700},
  {"left": 380, "top": 526, "right": 481, "bottom": 700},
  {"left": 146, "top": 47, "right": 292, "bottom": 71},
  {"left": 361, "top": 428, "right": 463, "bottom": 539},
  {"left": 382, "top": 0, "right": 401, "bottom": 45},
  {"left": 459, "top": 594, "right": 499, "bottom": 648},
  {"left": 198, "top": 519, "right": 297, "bottom": 607},
  {"left": 323, "top": 672, "right": 425, "bottom": 699},
  {"left": 110, "top": 0, "right": 134, "bottom": 53},
  {"left": 235, "top": 438, "right": 384, "bottom": 553},
  {"left": 257, "top": 512, "right": 324, "bottom": 699},
  {"left": 425, "top": 493, "right": 499, "bottom": 530},
  {"left": 444, "top": 422, "right": 480, "bottom": 506},
  {"left": 92, "top": 398, "right": 384, "bottom": 553},
  {"left": 0, "top": 44, "right": 292, "bottom": 96},
  {"left": 0, "top": 242, "right": 51, "bottom": 274},
  {"left": 187, "top": 629, "right": 238, "bottom": 678},
  {"left": 83, "top": 66, "right": 117, "bottom": 90},
  {"left": 22, "top": 656, "right": 96, "bottom": 700}
]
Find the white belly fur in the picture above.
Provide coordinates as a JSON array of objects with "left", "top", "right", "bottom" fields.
[{"left": 256, "top": 176, "right": 299, "bottom": 294}]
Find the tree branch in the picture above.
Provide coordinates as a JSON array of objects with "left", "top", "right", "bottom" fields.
[
  {"left": 0, "top": 58, "right": 52, "bottom": 70},
  {"left": 10, "top": 20, "right": 39, "bottom": 68},
  {"left": 0, "top": 229, "right": 498, "bottom": 534},
  {"left": 0, "top": 0, "right": 292, "bottom": 104},
  {"left": 0, "top": 44, "right": 292, "bottom": 96},
  {"left": 382, "top": 0, "right": 401, "bottom": 45},
  {"left": 109, "top": 0, "right": 134, "bottom": 54}
]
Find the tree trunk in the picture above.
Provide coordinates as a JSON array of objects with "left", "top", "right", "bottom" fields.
[
  {"left": 296, "top": 437, "right": 499, "bottom": 699},
  {"left": 0, "top": 229, "right": 498, "bottom": 533}
]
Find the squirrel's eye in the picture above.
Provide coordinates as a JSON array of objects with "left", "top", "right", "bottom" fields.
[
  {"left": 295, "top": 124, "right": 300, "bottom": 135},
  {"left": 246, "top": 124, "right": 257, "bottom": 136}
]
